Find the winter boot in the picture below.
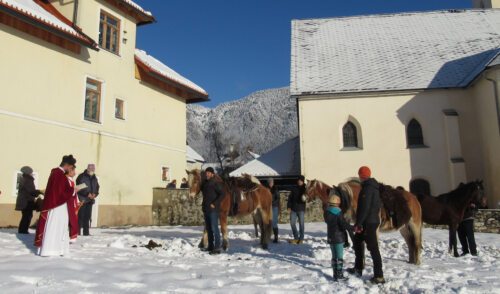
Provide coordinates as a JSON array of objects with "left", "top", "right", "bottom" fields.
[
  {"left": 369, "top": 276, "right": 386, "bottom": 284},
  {"left": 273, "top": 228, "right": 279, "bottom": 243},
  {"left": 347, "top": 267, "right": 362, "bottom": 277},
  {"left": 332, "top": 259, "right": 337, "bottom": 281},
  {"left": 336, "top": 259, "right": 347, "bottom": 281}
]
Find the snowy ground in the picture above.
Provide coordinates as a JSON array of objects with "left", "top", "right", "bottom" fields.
[{"left": 0, "top": 223, "right": 498, "bottom": 294}]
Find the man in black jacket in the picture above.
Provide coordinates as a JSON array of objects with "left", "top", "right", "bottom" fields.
[
  {"left": 201, "top": 167, "right": 224, "bottom": 255},
  {"left": 15, "top": 166, "right": 43, "bottom": 234},
  {"left": 287, "top": 176, "right": 307, "bottom": 244},
  {"left": 76, "top": 164, "right": 100, "bottom": 236},
  {"left": 458, "top": 203, "right": 478, "bottom": 256},
  {"left": 348, "top": 166, "right": 385, "bottom": 284}
]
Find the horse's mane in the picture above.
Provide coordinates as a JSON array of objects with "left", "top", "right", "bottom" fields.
[{"left": 436, "top": 181, "right": 480, "bottom": 208}]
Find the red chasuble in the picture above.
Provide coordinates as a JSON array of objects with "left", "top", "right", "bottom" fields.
[{"left": 35, "top": 167, "right": 74, "bottom": 247}]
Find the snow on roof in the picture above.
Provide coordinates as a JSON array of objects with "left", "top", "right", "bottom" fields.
[
  {"left": 248, "top": 151, "right": 260, "bottom": 159},
  {"left": 135, "top": 49, "right": 208, "bottom": 96},
  {"left": 291, "top": 10, "right": 500, "bottom": 96},
  {"left": 121, "top": 0, "right": 152, "bottom": 17},
  {"left": 488, "top": 53, "right": 500, "bottom": 67},
  {"left": 230, "top": 137, "right": 300, "bottom": 177},
  {"left": 0, "top": 0, "right": 89, "bottom": 42},
  {"left": 187, "top": 145, "right": 205, "bottom": 163}
]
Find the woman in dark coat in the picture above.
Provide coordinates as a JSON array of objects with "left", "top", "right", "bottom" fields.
[
  {"left": 267, "top": 179, "right": 281, "bottom": 243},
  {"left": 15, "top": 166, "right": 42, "bottom": 234}
]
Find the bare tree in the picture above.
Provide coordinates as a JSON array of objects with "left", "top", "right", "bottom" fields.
[{"left": 206, "top": 120, "right": 227, "bottom": 173}]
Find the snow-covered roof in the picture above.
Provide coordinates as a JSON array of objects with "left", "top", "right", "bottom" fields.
[
  {"left": 248, "top": 151, "right": 260, "bottom": 159},
  {"left": 187, "top": 145, "right": 205, "bottom": 163},
  {"left": 0, "top": 0, "right": 94, "bottom": 44},
  {"left": 121, "top": 0, "right": 152, "bottom": 17},
  {"left": 135, "top": 49, "right": 208, "bottom": 97},
  {"left": 488, "top": 53, "right": 500, "bottom": 67},
  {"left": 291, "top": 10, "right": 500, "bottom": 96},
  {"left": 230, "top": 137, "right": 300, "bottom": 177}
]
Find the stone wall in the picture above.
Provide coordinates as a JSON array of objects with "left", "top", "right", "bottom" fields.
[
  {"left": 423, "top": 209, "right": 500, "bottom": 234},
  {"left": 152, "top": 189, "right": 500, "bottom": 234},
  {"left": 152, "top": 189, "right": 324, "bottom": 226}
]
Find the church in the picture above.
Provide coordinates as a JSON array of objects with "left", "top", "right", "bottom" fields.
[{"left": 291, "top": 3, "right": 500, "bottom": 208}]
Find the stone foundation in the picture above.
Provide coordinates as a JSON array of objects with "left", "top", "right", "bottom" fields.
[
  {"left": 152, "top": 189, "right": 324, "bottom": 226},
  {"left": 424, "top": 209, "right": 500, "bottom": 234}
]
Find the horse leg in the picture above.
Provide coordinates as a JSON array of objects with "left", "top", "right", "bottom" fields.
[
  {"left": 410, "top": 220, "right": 423, "bottom": 265},
  {"left": 450, "top": 224, "right": 459, "bottom": 257},
  {"left": 260, "top": 208, "right": 273, "bottom": 250},
  {"left": 253, "top": 215, "right": 260, "bottom": 238},
  {"left": 220, "top": 213, "right": 229, "bottom": 251},
  {"left": 199, "top": 229, "right": 208, "bottom": 249},
  {"left": 399, "top": 224, "right": 415, "bottom": 264}
]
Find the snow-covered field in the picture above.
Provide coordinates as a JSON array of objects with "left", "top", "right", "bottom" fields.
[{"left": 0, "top": 223, "right": 498, "bottom": 293}]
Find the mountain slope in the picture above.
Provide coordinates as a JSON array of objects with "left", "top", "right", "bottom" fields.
[{"left": 187, "top": 87, "right": 297, "bottom": 163}]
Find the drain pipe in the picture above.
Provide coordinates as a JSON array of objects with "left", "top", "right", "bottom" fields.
[
  {"left": 72, "top": 0, "right": 79, "bottom": 25},
  {"left": 484, "top": 73, "right": 500, "bottom": 135}
]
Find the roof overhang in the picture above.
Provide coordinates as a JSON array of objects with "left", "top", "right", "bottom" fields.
[
  {"left": 135, "top": 56, "right": 209, "bottom": 103},
  {"left": 103, "top": 0, "right": 155, "bottom": 26},
  {"left": 0, "top": 0, "right": 98, "bottom": 53}
]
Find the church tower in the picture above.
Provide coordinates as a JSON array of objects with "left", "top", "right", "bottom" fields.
[{"left": 473, "top": 0, "right": 500, "bottom": 8}]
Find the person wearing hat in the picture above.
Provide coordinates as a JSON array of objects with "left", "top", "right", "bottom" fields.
[
  {"left": 201, "top": 167, "right": 224, "bottom": 255},
  {"left": 76, "top": 164, "right": 100, "bottom": 236},
  {"left": 287, "top": 175, "right": 307, "bottom": 244},
  {"left": 325, "top": 195, "right": 351, "bottom": 281},
  {"left": 15, "top": 166, "right": 43, "bottom": 234},
  {"left": 348, "top": 166, "right": 385, "bottom": 284},
  {"left": 35, "top": 155, "right": 79, "bottom": 256}
]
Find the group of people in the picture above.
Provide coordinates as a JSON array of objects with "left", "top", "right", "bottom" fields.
[
  {"left": 195, "top": 165, "right": 385, "bottom": 283},
  {"left": 166, "top": 178, "right": 189, "bottom": 189},
  {"left": 14, "top": 155, "right": 100, "bottom": 256}
]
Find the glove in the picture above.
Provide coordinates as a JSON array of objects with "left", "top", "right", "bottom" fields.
[{"left": 354, "top": 225, "right": 363, "bottom": 234}]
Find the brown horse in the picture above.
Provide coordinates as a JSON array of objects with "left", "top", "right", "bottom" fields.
[
  {"left": 186, "top": 169, "right": 273, "bottom": 250},
  {"left": 306, "top": 179, "right": 423, "bottom": 265},
  {"left": 416, "top": 180, "right": 485, "bottom": 257}
]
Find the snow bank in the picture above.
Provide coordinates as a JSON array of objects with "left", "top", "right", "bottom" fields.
[{"left": 0, "top": 224, "right": 498, "bottom": 293}]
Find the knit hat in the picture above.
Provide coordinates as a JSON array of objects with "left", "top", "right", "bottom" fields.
[
  {"left": 205, "top": 167, "right": 215, "bottom": 174},
  {"left": 329, "top": 195, "right": 341, "bottom": 206},
  {"left": 358, "top": 166, "right": 371, "bottom": 179},
  {"left": 20, "top": 166, "right": 33, "bottom": 175}
]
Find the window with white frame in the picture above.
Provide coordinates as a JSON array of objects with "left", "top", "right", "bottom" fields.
[{"left": 115, "top": 99, "right": 125, "bottom": 120}]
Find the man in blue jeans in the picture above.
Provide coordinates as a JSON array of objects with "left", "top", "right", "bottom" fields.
[
  {"left": 287, "top": 176, "right": 307, "bottom": 244},
  {"left": 201, "top": 167, "right": 224, "bottom": 255}
]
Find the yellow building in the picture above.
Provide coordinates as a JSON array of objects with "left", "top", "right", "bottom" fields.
[
  {"left": 291, "top": 8, "right": 500, "bottom": 208},
  {"left": 0, "top": 0, "right": 208, "bottom": 226}
]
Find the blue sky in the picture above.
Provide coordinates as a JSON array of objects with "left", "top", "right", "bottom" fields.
[{"left": 134, "top": 0, "right": 471, "bottom": 107}]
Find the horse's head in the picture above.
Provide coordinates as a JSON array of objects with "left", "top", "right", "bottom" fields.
[
  {"left": 457, "top": 180, "right": 486, "bottom": 208},
  {"left": 472, "top": 180, "right": 486, "bottom": 207},
  {"left": 305, "top": 179, "right": 320, "bottom": 202},
  {"left": 186, "top": 169, "right": 204, "bottom": 198}
]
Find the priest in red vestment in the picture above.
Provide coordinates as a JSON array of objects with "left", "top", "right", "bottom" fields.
[{"left": 35, "top": 155, "right": 78, "bottom": 256}]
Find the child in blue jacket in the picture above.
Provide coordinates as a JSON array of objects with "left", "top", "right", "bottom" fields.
[{"left": 325, "top": 195, "right": 352, "bottom": 281}]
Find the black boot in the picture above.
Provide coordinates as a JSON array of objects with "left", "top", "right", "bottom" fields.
[
  {"left": 273, "top": 228, "right": 279, "bottom": 243},
  {"left": 336, "top": 259, "right": 347, "bottom": 281},
  {"left": 332, "top": 259, "right": 338, "bottom": 281},
  {"left": 347, "top": 267, "right": 362, "bottom": 277}
]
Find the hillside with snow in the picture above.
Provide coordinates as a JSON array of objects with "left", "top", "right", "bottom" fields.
[{"left": 187, "top": 87, "right": 297, "bottom": 162}]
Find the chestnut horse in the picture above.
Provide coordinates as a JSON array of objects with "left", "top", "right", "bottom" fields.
[
  {"left": 416, "top": 180, "right": 485, "bottom": 257},
  {"left": 306, "top": 179, "right": 423, "bottom": 265},
  {"left": 186, "top": 169, "right": 273, "bottom": 250}
]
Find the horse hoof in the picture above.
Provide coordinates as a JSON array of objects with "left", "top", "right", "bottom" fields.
[{"left": 262, "top": 244, "right": 268, "bottom": 250}]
